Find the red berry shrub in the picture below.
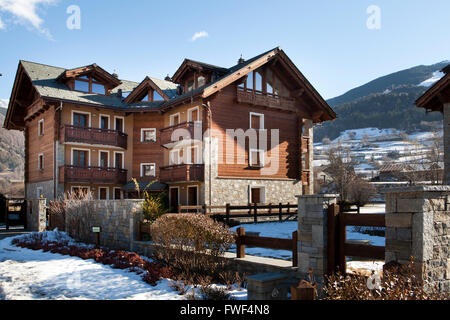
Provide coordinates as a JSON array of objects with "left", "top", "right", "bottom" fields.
[{"left": 13, "top": 237, "right": 173, "bottom": 286}]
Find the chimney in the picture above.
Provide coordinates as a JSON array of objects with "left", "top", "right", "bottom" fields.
[
  {"left": 117, "top": 89, "right": 122, "bottom": 98},
  {"left": 112, "top": 71, "right": 119, "bottom": 78},
  {"left": 238, "top": 55, "right": 245, "bottom": 64},
  {"left": 165, "top": 74, "right": 172, "bottom": 81}
]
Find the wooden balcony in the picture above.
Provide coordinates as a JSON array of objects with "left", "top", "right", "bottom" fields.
[
  {"left": 59, "top": 165, "right": 127, "bottom": 184},
  {"left": 159, "top": 164, "right": 204, "bottom": 183},
  {"left": 60, "top": 125, "right": 127, "bottom": 149},
  {"left": 160, "top": 122, "right": 202, "bottom": 146},
  {"left": 237, "top": 87, "right": 297, "bottom": 112}
]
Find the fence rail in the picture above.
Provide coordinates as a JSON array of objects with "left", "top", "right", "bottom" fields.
[
  {"left": 178, "top": 202, "right": 298, "bottom": 224},
  {"left": 235, "top": 227, "right": 298, "bottom": 267}
]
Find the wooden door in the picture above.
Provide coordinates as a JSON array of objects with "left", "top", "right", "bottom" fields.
[
  {"left": 100, "top": 151, "right": 108, "bottom": 168},
  {"left": 251, "top": 188, "right": 261, "bottom": 204},
  {"left": 99, "top": 188, "right": 108, "bottom": 200},
  {"left": 188, "top": 186, "right": 198, "bottom": 206},
  {"left": 115, "top": 153, "right": 123, "bottom": 169},
  {"left": 170, "top": 188, "right": 179, "bottom": 212}
]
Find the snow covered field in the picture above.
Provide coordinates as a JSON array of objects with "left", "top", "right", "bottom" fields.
[{"left": 0, "top": 232, "right": 246, "bottom": 300}]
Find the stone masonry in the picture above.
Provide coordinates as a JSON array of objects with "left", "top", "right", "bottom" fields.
[
  {"left": 296, "top": 194, "right": 339, "bottom": 290},
  {"left": 385, "top": 186, "right": 450, "bottom": 292},
  {"left": 27, "top": 198, "right": 47, "bottom": 232},
  {"left": 62, "top": 199, "right": 144, "bottom": 250}
]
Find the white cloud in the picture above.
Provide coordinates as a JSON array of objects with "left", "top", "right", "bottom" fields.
[
  {"left": 190, "top": 30, "right": 208, "bottom": 42},
  {"left": 0, "top": 16, "right": 5, "bottom": 29},
  {"left": 0, "top": 0, "right": 57, "bottom": 38}
]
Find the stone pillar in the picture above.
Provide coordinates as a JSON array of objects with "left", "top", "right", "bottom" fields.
[
  {"left": 296, "top": 194, "right": 338, "bottom": 288},
  {"left": 444, "top": 104, "right": 450, "bottom": 184},
  {"left": 27, "top": 198, "right": 47, "bottom": 232},
  {"left": 385, "top": 186, "right": 450, "bottom": 292}
]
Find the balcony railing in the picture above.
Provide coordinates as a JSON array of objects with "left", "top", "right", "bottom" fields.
[
  {"left": 160, "top": 122, "right": 202, "bottom": 146},
  {"left": 159, "top": 164, "right": 204, "bottom": 183},
  {"left": 236, "top": 87, "right": 297, "bottom": 112},
  {"left": 61, "top": 125, "right": 127, "bottom": 149},
  {"left": 59, "top": 165, "right": 127, "bottom": 184}
]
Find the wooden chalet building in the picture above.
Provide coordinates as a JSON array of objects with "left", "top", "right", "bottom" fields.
[
  {"left": 416, "top": 64, "right": 450, "bottom": 184},
  {"left": 4, "top": 47, "right": 336, "bottom": 210}
]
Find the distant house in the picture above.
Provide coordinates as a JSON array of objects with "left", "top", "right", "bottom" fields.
[
  {"left": 416, "top": 64, "right": 450, "bottom": 184},
  {"left": 377, "top": 162, "right": 443, "bottom": 183}
]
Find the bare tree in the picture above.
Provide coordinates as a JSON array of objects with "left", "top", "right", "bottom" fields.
[{"left": 323, "top": 143, "right": 357, "bottom": 201}]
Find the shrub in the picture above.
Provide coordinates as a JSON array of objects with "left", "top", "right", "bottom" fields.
[
  {"left": 150, "top": 214, "right": 235, "bottom": 283},
  {"left": 323, "top": 262, "right": 449, "bottom": 300},
  {"left": 198, "top": 285, "right": 234, "bottom": 301},
  {"left": 142, "top": 191, "right": 168, "bottom": 224}
]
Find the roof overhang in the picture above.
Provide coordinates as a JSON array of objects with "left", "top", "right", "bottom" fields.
[
  {"left": 171, "top": 59, "right": 228, "bottom": 84},
  {"left": 416, "top": 70, "right": 450, "bottom": 113}
]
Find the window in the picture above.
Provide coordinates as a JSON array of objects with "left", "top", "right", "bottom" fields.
[
  {"left": 152, "top": 90, "right": 164, "bottom": 101},
  {"left": 249, "top": 112, "right": 264, "bottom": 130},
  {"left": 197, "top": 76, "right": 206, "bottom": 87},
  {"left": 99, "top": 151, "right": 109, "bottom": 168},
  {"left": 141, "top": 128, "right": 156, "bottom": 142},
  {"left": 114, "top": 151, "right": 124, "bottom": 169},
  {"left": 255, "top": 70, "right": 263, "bottom": 93},
  {"left": 114, "top": 116, "right": 124, "bottom": 132},
  {"left": 170, "top": 113, "right": 181, "bottom": 126},
  {"left": 38, "top": 154, "right": 44, "bottom": 170},
  {"left": 100, "top": 115, "right": 110, "bottom": 129},
  {"left": 38, "top": 119, "right": 44, "bottom": 136},
  {"left": 188, "top": 107, "right": 200, "bottom": 122},
  {"left": 140, "top": 163, "right": 156, "bottom": 177},
  {"left": 74, "top": 76, "right": 105, "bottom": 95},
  {"left": 246, "top": 72, "right": 254, "bottom": 89},
  {"left": 186, "top": 79, "right": 195, "bottom": 92},
  {"left": 141, "top": 94, "right": 149, "bottom": 102},
  {"left": 73, "top": 112, "right": 89, "bottom": 127},
  {"left": 249, "top": 149, "right": 264, "bottom": 168},
  {"left": 71, "top": 187, "right": 90, "bottom": 198},
  {"left": 72, "top": 149, "right": 89, "bottom": 167}
]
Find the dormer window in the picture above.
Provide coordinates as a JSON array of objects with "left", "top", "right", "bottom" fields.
[
  {"left": 239, "top": 67, "right": 289, "bottom": 98},
  {"left": 74, "top": 75, "right": 106, "bottom": 95},
  {"left": 186, "top": 79, "right": 195, "bottom": 92}
]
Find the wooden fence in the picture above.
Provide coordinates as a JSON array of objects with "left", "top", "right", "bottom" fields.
[
  {"left": 178, "top": 202, "right": 298, "bottom": 224},
  {"left": 327, "top": 203, "right": 385, "bottom": 274},
  {"left": 235, "top": 227, "right": 298, "bottom": 267}
]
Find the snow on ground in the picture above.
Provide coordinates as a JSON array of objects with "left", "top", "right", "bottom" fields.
[
  {"left": 229, "top": 207, "right": 386, "bottom": 259},
  {"left": 0, "top": 232, "right": 247, "bottom": 300}
]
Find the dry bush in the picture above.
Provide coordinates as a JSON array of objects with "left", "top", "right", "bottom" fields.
[
  {"left": 347, "top": 178, "right": 376, "bottom": 207},
  {"left": 323, "top": 262, "right": 449, "bottom": 300},
  {"left": 150, "top": 214, "right": 235, "bottom": 283},
  {"left": 48, "top": 200, "right": 66, "bottom": 231}
]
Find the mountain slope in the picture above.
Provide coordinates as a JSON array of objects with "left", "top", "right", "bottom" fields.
[{"left": 315, "top": 61, "right": 449, "bottom": 142}]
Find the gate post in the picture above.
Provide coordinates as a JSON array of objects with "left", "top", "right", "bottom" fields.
[{"left": 296, "top": 194, "right": 339, "bottom": 291}]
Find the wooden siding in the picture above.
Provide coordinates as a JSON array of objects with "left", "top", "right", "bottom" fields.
[
  {"left": 26, "top": 103, "right": 55, "bottom": 183},
  {"left": 132, "top": 112, "right": 164, "bottom": 180},
  {"left": 211, "top": 85, "right": 301, "bottom": 180}
]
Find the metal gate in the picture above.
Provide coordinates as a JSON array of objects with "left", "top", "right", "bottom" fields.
[{"left": 4, "top": 198, "right": 27, "bottom": 230}]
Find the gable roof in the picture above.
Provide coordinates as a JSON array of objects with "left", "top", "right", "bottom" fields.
[
  {"left": 56, "top": 63, "right": 122, "bottom": 88},
  {"left": 123, "top": 76, "right": 177, "bottom": 103},
  {"left": 416, "top": 64, "right": 450, "bottom": 112},
  {"left": 171, "top": 58, "right": 229, "bottom": 84},
  {"left": 5, "top": 48, "right": 336, "bottom": 130}
]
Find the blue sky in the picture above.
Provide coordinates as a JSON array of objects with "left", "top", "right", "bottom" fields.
[{"left": 0, "top": 0, "right": 449, "bottom": 101}]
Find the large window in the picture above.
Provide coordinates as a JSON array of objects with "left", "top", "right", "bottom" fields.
[
  {"left": 73, "top": 149, "right": 89, "bottom": 167},
  {"left": 240, "top": 68, "right": 289, "bottom": 98},
  {"left": 74, "top": 75, "right": 106, "bottom": 95},
  {"left": 72, "top": 112, "right": 89, "bottom": 127}
]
